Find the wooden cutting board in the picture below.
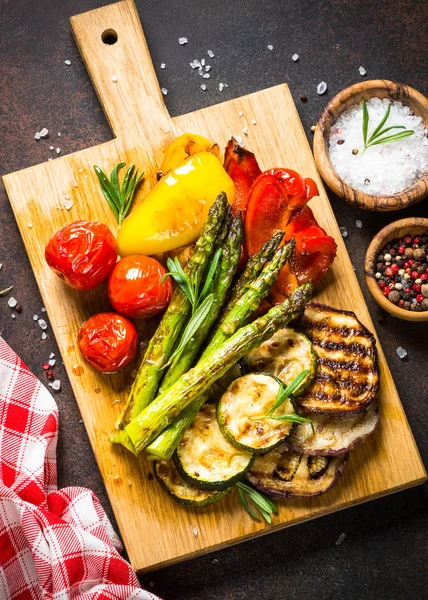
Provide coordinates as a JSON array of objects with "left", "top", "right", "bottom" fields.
[{"left": 3, "top": 0, "right": 426, "bottom": 573}]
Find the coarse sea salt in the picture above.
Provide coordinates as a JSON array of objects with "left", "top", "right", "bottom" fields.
[{"left": 329, "top": 98, "right": 428, "bottom": 195}]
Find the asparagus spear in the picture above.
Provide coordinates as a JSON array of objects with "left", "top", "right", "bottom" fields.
[
  {"left": 146, "top": 237, "right": 294, "bottom": 459},
  {"left": 158, "top": 213, "right": 243, "bottom": 393},
  {"left": 126, "top": 283, "right": 313, "bottom": 453},
  {"left": 110, "top": 193, "right": 228, "bottom": 449}
]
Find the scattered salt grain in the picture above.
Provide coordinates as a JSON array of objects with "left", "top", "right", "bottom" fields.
[
  {"left": 329, "top": 98, "right": 428, "bottom": 195},
  {"left": 202, "top": 73, "right": 210, "bottom": 79},
  {"left": 8, "top": 297, "right": 17, "bottom": 308},
  {"left": 335, "top": 533, "right": 346, "bottom": 546},
  {"left": 27, "top": 222, "right": 33, "bottom": 228},
  {"left": 41, "top": 307, "right": 46, "bottom": 312},
  {"left": 267, "top": 44, "right": 273, "bottom": 51},
  {"left": 34, "top": 132, "right": 41, "bottom": 141},
  {"left": 49, "top": 359, "right": 56, "bottom": 367},
  {"left": 200, "top": 84, "right": 207, "bottom": 91},
  {"left": 356, "top": 220, "right": 363, "bottom": 229},
  {"left": 359, "top": 66, "right": 367, "bottom": 76},
  {"left": 39, "top": 128, "right": 49, "bottom": 138},
  {"left": 57, "top": 132, "right": 62, "bottom": 137},
  {"left": 235, "top": 135, "right": 244, "bottom": 145},
  {"left": 161, "top": 88, "right": 168, "bottom": 96},
  {"left": 212, "top": 558, "right": 219, "bottom": 564},
  {"left": 218, "top": 83, "right": 225, "bottom": 92},
  {"left": 11, "top": 314, "right": 16, "bottom": 320},
  {"left": 64, "top": 60, "right": 71, "bottom": 66},
  {"left": 396, "top": 346, "right": 408, "bottom": 360},
  {"left": 48, "top": 158, "right": 53, "bottom": 161},
  {"left": 41, "top": 332, "right": 47, "bottom": 340},
  {"left": 178, "top": 37, "right": 188, "bottom": 45},
  {"left": 33, "top": 315, "right": 38, "bottom": 321},
  {"left": 310, "top": 125, "right": 316, "bottom": 132},
  {"left": 112, "top": 75, "right": 118, "bottom": 82},
  {"left": 63, "top": 197, "right": 74, "bottom": 210},
  {"left": 201, "top": 58, "right": 205, "bottom": 66},
  {"left": 205, "top": 65, "right": 211, "bottom": 72},
  {"left": 49, "top": 352, "right": 55, "bottom": 359},
  {"left": 50, "top": 380, "right": 61, "bottom": 391},
  {"left": 242, "top": 127, "right": 248, "bottom": 135},
  {"left": 192, "top": 527, "right": 199, "bottom": 537},
  {"left": 317, "top": 81, "right": 327, "bottom": 95},
  {"left": 238, "top": 111, "right": 244, "bottom": 117},
  {"left": 340, "top": 227, "right": 348, "bottom": 238},
  {"left": 56, "top": 148, "right": 61, "bottom": 154},
  {"left": 207, "top": 50, "right": 215, "bottom": 58},
  {"left": 292, "top": 53, "right": 299, "bottom": 62},
  {"left": 38, "top": 319, "right": 48, "bottom": 330},
  {"left": 251, "top": 119, "right": 257, "bottom": 125},
  {"left": 160, "top": 63, "right": 166, "bottom": 69},
  {"left": 50, "top": 145, "right": 54, "bottom": 150}
]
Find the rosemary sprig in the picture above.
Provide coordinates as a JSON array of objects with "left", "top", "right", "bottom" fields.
[
  {"left": 264, "top": 370, "right": 314, "bottom": 433},
  {"left": 94, "top": 162, "right": 144, "bottom": 226},
  {"left": 361, "top": 98, "right": 414, "bottom": 154},
  {"left": 236, "top": 482, "right": 277, "bottom": 523}
]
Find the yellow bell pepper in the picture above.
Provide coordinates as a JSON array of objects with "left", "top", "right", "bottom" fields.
[
  {"left": 160, "top": 133, "right": 220, "bottom": 174},
  {"left": 118, "top": 151, "right": 235, "bottom": 256}
]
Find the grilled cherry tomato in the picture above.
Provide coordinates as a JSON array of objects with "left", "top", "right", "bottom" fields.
[
  {"left": 78, "top": 312, "right": 138, "bottom": 373},
  {"left": 45, "top": 221, "right": 117, "bottom": 291},
  {"left": 245, "top": 169, "right": 318, "bottom": 256},
  {"left": 224, "top": 138, "right": 261, "bottom": 219},
  {"left": 108, "top": 255, "right": 172, "bottom": 319}
]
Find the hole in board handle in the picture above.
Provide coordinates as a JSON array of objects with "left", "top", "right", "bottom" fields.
[{"left": 102, "top": 29, "right": 118, "bottom": 45}]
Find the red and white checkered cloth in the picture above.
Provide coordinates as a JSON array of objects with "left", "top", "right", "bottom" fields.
[{"left": 0, "top": 336, "right": 160, "bottom": 600}]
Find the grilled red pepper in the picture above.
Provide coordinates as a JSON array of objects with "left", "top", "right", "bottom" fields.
[
  {"left": 224, "top": 138, "right": 261, "bottom": 219},
  {"left": 245, "top": 168, "right": 318, "bottom": 256}
]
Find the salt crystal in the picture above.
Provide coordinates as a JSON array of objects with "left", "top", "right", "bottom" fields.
[
  {"left": 396, "top": 346, "right": 408, "bottom": 360},
  {"left": 8, "top": 297, "right": 17, "bottom": 308},
  {"left": 238, "top": 111, "right": 243, "bottom": 117},
  {"left": 242, "top": 127, "right": 248, "bottom": 135},
  {"left": 218, "top": 83, "right": 225, "bottom": 92},
  {"left": 292, "top": 53, "right": 299, "bottom": 61},
  {"left": 267, "top": 44, "right": 273, "bottom": 50},
  {"left": 58, "top": 132, "right": 62, "bottom": 137},
  {"left": 160, "top": 63, "right": 166, "bottom": 69},
  {"left": 192, "top": 527, "right": 199, "bottom": 536},
  {"left": 193, "top": 59, "right": 201, "bottom": 69},
  {"left": 49, "top": 352, "right": 55, "bottom": 359},
  {"left": 34, "top": 132, "right": 41, "bottom": 140},
  {"left": 64, "top": 60, "right": 71, "bottom": 66},
  {"left": 41, "top": 307, "right": 46, "bottom": 312},
  {"left": 56, "top": 148, "right": 61, "bottom": 154},
  {"left": 161, "top": 88, "right": 168, "bottom": 96},
  {"left": 335, "top": 533, "right": 346, "bottom": 546},
  {"left": 27, "top": 222, "right": 33, "bottom": 228},
  {"left": 359, "top": 66, "right": 367, "bottom": 76},
  {"left": 39, "top": 128, "right": 49, "bottom": 138},
  {"left": 49, "top": 359, "right": 56, "bottom": 367},
  {"left": 112, "top": 75, "right": 118, "bottom": 82},
  {"left": 38, "top": 319, "right": 48, "bottom": 330},
  {"left": 207, "top": 50, "right": 215, "bottom": 58},
  {"left": 202, "top": 73, "right": 210, "bottom": 79},
  {"left": 63, "top": 197, "right": 73, "bottom": 210},
  {"left": 190, "top": 61, "right": 196, "bottom": 69},
  {"left": 50, "top": 145, "right": 54, "bottom": 150},
  {"left": 11, "top": 314, "right": 16, "bottom": 319},
  {"left": 317, "top": 81, "right": 327, "bottom": 95},
  {"left": 339, "top": 226, "right": 348, "bottom": 238},
  {"left": 356, "top": 220, "right": 363, "bottom": 228},
  {"left": 51, "top": 380, "right": 61, "bottom": 391},
  {"left": 78, "top": 419, "right": 83, "bottom": 424},
  {"left": 201, "top": 58, "right": 205, "bottom": 66},
  {"left": 200, "top": 84, "right": 207, "bottom": 91},
  {"left": 33, "top": 315, "right": 38, "bottom": 321},
  {"left": 251, "top": 119, "right": 257, "bottom": 125},
  {"left": 178, "top": 37, "right": 188, "bottom": 45},
  {"left": 41, "top": 332, "right": 47, "bottom": 340},
  {"left": 48, "top": 158, "right": 53, "bottom": 161},
  {"left": 212, "top": 558, "right": 219, "bottom": 564},
  {"left": 0, "top": 264, "right": 2, "bottom": 270},
  {"left": 329, "top": 98, "right": 428, "bottom": 195},
  {"left": 205, "top": 65, "right": 211, "bottom": 72}
]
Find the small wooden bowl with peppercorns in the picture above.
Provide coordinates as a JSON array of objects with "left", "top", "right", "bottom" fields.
[
  {"left": 313, "top": 80, "right": 428, "bottom": 211},
  {"left": 365, "top": 218, "right": 428, "bottom": 321}
]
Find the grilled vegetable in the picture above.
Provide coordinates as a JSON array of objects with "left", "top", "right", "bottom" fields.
[
  {"left": 217, "top": 373, "right": 296, "bottom": 453},
  {"left": 155, "top": 459, "right": 232, "bottom": 506},
  {"left": 126, "top": 284, "right": 313, "bottom": 453},
  {"left": 295, "top": 303, "right": 379, "bottom": 415},
  {"left": 285, "top": 402, "right": 379, "bottom": 456},
  {"left": 223, "top": 138, "right": 261, "bottom": 219},
  {"left": 247, "top": 444, "right": 347, "bottom": 498},
  {"left": 245, "top": 329, "right": 317, "bottom": 395},
  {"left": 174, "top": 404, "right": 254, "bottom": 490},
  {"left": 111, "top": 194, "right": 228, "bottom": 450}
]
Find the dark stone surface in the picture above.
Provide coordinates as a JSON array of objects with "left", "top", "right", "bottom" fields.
[{"left": 1, "top": 1, "right": 427, "bottom": 598}]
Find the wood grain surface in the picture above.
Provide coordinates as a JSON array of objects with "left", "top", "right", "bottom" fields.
[{"left": 3, "top": 0, "right": 426, "bottom": 573}]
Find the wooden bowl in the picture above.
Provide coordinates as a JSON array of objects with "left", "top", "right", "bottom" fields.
[
  {"left": 314, "top": 80, "right": 428, "bottom": 211},
  {"left": 365, "top": 218, "right": 428, "bottom": 322}
]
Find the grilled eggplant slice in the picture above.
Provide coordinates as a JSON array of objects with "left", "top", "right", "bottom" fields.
[
  {"left": 285, "top": 402, "right": 379, "bottom": 456},
  {"left": 245, "top": 329, "right": 317, "bottom": 395},
  {"left": 295, "top": 303, "right": 379, "bottom": 415},
  {"left": 155, "top": 460, "right": 232, "bottom": 507},
  {"left": 174, "top": 403, "right": 254, "bottom": 490},
  {"left": 217, "top": 373, "right": 296, "bottom": 453},
  {"left": 247, "top": 444, "right": 347, "bottom": 498}
]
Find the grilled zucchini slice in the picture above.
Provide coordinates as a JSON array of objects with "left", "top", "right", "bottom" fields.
[
  {"left": 247, "top": 444, "right": 347, "bottom": 498},
  {"left": 295, "top": 303, "right": 379, "bottom": 415},
  {"left": 217, "top": 373, "right": 296, "bottom": 453},
  {"left": 155, "top": 460, "right": 232, "bottom": 507},
  {"left": 174, "top": 403, "right": 254, "bottom": 490},
  {"left": 245, "top": 328, "right": 317, "bottom": 396}
]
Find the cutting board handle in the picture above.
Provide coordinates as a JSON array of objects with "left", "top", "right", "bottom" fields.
[{"left": 70, "top": 0, "right": 171, "bottom": 140}]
